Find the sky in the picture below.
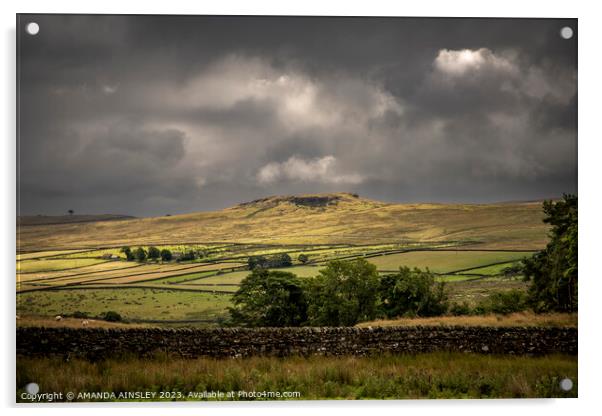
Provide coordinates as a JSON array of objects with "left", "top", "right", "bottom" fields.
[{"left": 17, "top": 15, "right": 577, "bottom": 216}]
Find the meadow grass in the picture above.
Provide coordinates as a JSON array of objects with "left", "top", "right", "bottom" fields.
[
  {"left": 16, "top": 352, "right": 577, "bottom": 401},
  {"left": 16, "top": 258, "right": 108, "bottom": 274},
  {"left": 17, "top": 288, "right": 232, "bottom": 321},
  {"left": 446, "top": 277, "right": 529, "bottom": 305},
  {"left": 16, "top": 194, "right": 549, "bottom": 251},
  {"left": 356, "top": 312, "right": 577, "bottom": 328},
  {"left": 367, "top": 251, "right": 532, "bottom": 273},
  {"left": 16, "top": 250, "right": 85, "bottom": 261},
  {"left": 463, "top": 261, "right": 521, "bottom": 275}
]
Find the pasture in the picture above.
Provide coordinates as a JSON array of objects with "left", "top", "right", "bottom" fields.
[
  {"left": 18, "top": 288, "right": 231, "bottom": 322},
  {"left": 16, "top": 241, "right": 537, "bottom": 323},
  {"left": 366, "top": 250, "right": 531, "bottom": 273}
]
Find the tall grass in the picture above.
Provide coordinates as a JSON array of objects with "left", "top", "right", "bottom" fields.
[{"left": 17, "top": 353, "right": 576, "bottom": 401}]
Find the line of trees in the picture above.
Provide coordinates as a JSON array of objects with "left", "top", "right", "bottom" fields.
[
  {"left": 120, "top": 246, "right": 173, "bottom": 262},
  {"left": 228, "top": 259, "right": 450, "bottom": 327}
]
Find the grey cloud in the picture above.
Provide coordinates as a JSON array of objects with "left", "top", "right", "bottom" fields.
[{"left": 17, "top": 15, "right": 577, "bottom": 216}]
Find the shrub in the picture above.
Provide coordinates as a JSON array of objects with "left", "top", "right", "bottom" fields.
[
  {"left": 248, "top": 253, "right": 293, "bottom": 269},
  {"left": 72, "top": 311, "right": 88, "bottom": 319},
  {"left": 476, "top": 290, "right": 527, "bottom": 315},
  {"left": 449, "top": 301, "right": 472, "bottom": 316},
  {"left": 179, "top": 250, "right": 197, "bottom": 262},
  {"left": 298, "top": 254, "right": 309, "bottom": 264},
  {"left": 101, "top": 311, "right": 122, "bottom": 322}
]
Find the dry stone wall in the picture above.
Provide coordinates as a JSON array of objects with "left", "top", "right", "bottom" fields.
[{"left": 17, "top": 326, "right": 577, "bottom": 360}]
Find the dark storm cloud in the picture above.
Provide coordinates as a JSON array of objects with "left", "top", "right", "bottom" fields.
[{"left": 17, "top": 15, "right": 577, "bottom": 216}]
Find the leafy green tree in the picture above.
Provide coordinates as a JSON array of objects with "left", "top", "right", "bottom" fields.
[
  {"left": 147, "top": 246, "right": 161, "bottom": 260},
  {"left": 522, "top": 195, "right": 577, "bottom": 312},
  {"left": 298, "top": 254, "right": 309, "bottom": 264},
  {"left": 306, "top": 259, "right": 380, "bottom": 326},
  {"left": 160, "top": 249, "right": 173, "bottom": 262},
  {"left": 378, "top": 267, "right": 448, "bottom": 318},
  {"left": 120, "top": 246, "right": 134, "bottom": 261},
  {"left": 133, "top": 247, "right": 147, "bottom": 262},
  {"left": 228, "top": 269, "right": 307, "bottom": 327}
]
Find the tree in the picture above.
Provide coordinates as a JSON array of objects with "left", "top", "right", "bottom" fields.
[
  {"left": 298, "top": 254, "right": 309, "bottom": 264},
  {"left": 228, "top": 269, "right": 307, "bottom": 327},
  {"left": 133, "top": 247, "right": 147, "bottom": 262},
  {"left": 160, "top": 249, "right": 173, "bottom": 262},
  {"left": 306, "top": 259, "right": 380, "bottom": 326},
  {"left": 147, "top": 246, "right": 161, "bottom": 260},
  {"left": 179, "top": 250, "right": 196, "bottom": 262},
  {"left": 120, "top": 246, "right": 134, "bottom": 261},
  {"left": 522, "top": 195, "right": 577, "bottom": 312},
  {"left": 67, "top": 209, "right": 74, "bottom": 215},
  {"left": 272, "top": 253, "right": 292, "bottom": 267},
  {"left": 248, "top": 255, "right": 268, "bottom": 270},
  {"left": 378, "top": 267, "right": 448, "bottom": 318}
]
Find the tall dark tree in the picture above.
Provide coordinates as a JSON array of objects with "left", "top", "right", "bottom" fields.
[
  {"left": 67, "top": 209, "right": 74, "bottom": 215},
  {"left": 133, "top": 247, "right": 147, "bottom": 262},
  {"left": 147, "top": 246, "right": 161, "bottom": 260},
  {"left": 120, "top": 246, "right": 134, "bottom": 261},
  {"left": 522, "top": 194, "right": 577, "bottom": 312},
  {"left": 228, "top": 269, "right": 307, "bottom": 327},
  {"left": 160, "top": 249, "right": 173, "bottom": 262}
]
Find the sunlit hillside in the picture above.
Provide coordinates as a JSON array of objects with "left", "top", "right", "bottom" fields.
[{"left": 17, "top": 193, "right": 549, "bottom": 251}]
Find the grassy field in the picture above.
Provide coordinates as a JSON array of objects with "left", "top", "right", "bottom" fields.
[
  {"left": 16, "top": 352, "right": 577, "bottom": 401},
  {"left": 15, "top": 246, "right": 537, "bottom": 322},
  {"left": 356, "top": 312, "right": 577, "bottom": 328},
  {"left": 17, "top": 288, "right": 232, "bottom": 322},
  {"left": 16, "top": 193, "right": 549, "bottom": 251},
  {"left": 367, "top": 250, "right": 532, "bottom": 273},
  {"left": 17, "top": 258, "right": 108, "bottom": 274}
]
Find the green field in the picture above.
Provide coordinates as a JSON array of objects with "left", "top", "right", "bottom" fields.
[
  {"left": 17, "top": 258, "right": 108, "bottom": 274},
  {"left": 16, "top": 246, "right": 536, "bottom": 322},
  {"left": 16, "top": 352, "right": 576, "bottom": 401},
  {"left": 17, "top": 288, "right": 232, "bottom": 322},
  {"left": 367, "top": 250, "right": 532, "bottom": 273}
]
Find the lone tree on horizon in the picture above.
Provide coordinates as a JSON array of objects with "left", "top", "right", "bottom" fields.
[{"left": 67, "top": 209, "right": 74, "bottom": 215}]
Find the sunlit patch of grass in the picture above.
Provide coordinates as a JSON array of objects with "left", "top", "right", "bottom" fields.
[{"left": 356, "top": 312, "right": 577, "bottom": 328}]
